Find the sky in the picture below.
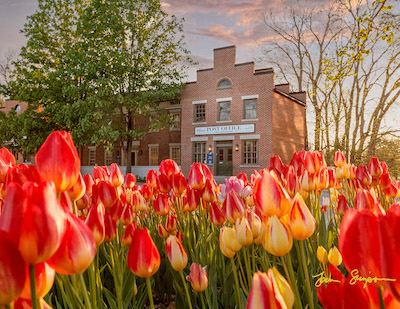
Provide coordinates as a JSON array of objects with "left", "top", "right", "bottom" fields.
[{"left": 0, "top": 0, "right": 326, "bottom": 81}]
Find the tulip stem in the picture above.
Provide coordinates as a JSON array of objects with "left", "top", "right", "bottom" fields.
[
  {"left": 377, "top": 286, "right": 386, "bottom": 309},
  {"left": 29, "top": 265, "right": 38, "bottom": 309},
  {"left": 179, "top": 271, "right": 193, "bottom": 309},
  {"left": 299, "top": 240, "right": 315, "bottom": 309},
  {"left": 79, "top": 273, "right": 93, "bottom": 309},
  {"left": 281, "top": 255, "right": 303, "bottom": 309},
  {"left": 199, "top": 292, "right": 206, "bottom": 309},
  {"left": 231, "top": 258, "right": 242, "bottom": 309},
  {"left": 145, "top": 277, "right": 155, "bottom": 309},
  {"left": 5, "top": 305, "right": 11, "bottom": 309}
]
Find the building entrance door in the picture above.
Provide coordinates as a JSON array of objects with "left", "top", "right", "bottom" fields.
[{"left": 216, "top": 143, "right": 233, "bottom": 176}]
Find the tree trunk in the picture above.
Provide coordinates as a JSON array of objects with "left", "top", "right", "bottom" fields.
[{"left": 125, "top": 137, "right": 132, "bottom": 174}]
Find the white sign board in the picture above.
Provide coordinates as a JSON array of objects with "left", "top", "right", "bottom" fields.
[{"left": 195, "top": 124, "right": 255, "bottom": 135}]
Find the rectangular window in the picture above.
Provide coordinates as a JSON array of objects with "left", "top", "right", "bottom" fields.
[
  {"left": 193, "top": 142, "right": 206, "bottom": 163},
  {"left": 218, "top": 101, "right": 231, "bottom": 121},
  {"left": 242, "top": 140, "right": 258, "bottom": 164},
  {"left": 88, "top": 147, "right": 96, "bottom": 166},
  {"left": 149, "top": 146, "right": 159, "bottom": 166},
  {"left": 104, "top": 150, "right": 113, "bottom": 166},
  {"left": 170, "top": 145, "right": 181, "bottom": 165},
  {"left": 244, "top": 99, "right": 257, "bottom": 119},
  {"left": 170, "top": 112, "right": 181, "bottom": 131},
  {"left": 194, "top": 104, "right": 206, "bottom": 122}
]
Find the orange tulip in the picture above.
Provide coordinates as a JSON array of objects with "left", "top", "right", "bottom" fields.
[
  {"left": 289, "top": 193, "right": 316, "bottom": 240},
  {"left": 172, "top": 172, "right": 187, "bottom": 196},
  {"left": 201, "top": 179, "right": 216, "bottom": 203},
  {"left": 187, "top": 263, "right": 208, "bottom": 292},
  {"left": 184, "top": 187, "right": 199, "bottom": 213},
  {"left": 147, "top": 169, "right": 158, "bottom": 187},
  {"left": 188, "top": 162, "right": 205, "bottom": 190},
  {"left": 158, "top": 223, "right": 169, "bottom": 239},
  {"left": 36, "top": 131, "right": 80, "bottom": 192},
  {"left": 165, "top": 214, "right": 177, "bottom": 234},
  {"left": 119, "top": 203, "right": 134, "bottom": 226},
  {"left": 109, "top": 163, "right": 124, "bottom": 188},
  {"left": 123, "top": 173, "right": 137, "bottom": 189},
  {"left": 334, "top": 150, "right": 346, "bottom": 168},
  {"left": 262, "top": 216, "right": 293, "bottom": 256},
  {"left": 127, "top": 228, "right": 160, "bottom": 278},
  {"left": 253, "top": 169, "right": 291, "bottom": 218},
  {"left": 210, "top": 201, "right": 226, "bottom": 226},
  {"left": 0, "top": 231, "right": 26, "bottom": 306},
  {"left": 85, "top": 202, "right": 105, "bottom": 246},
  {"left": 67, "top": 172, "right": 86, "bottom": 202},
  {"left": 121, "top": 222, "right": 136, "bottom": 247},
  {"left": 47, "top": 210, "right": 96, "bottom": 275},
  {"left": 246, "top": 270, "right": 288, "bottom": 309},
  {"left": 0, "top": 181, "right": 66, "bottom": 265},
  {"left": 159, "top": 159, "right": 180, "bottom": 184},
  {"left": 98, "top": 180, "right": 117, "bottom": 208},
  {"left": 165, "top": 235, "right": 188, "bottom": 271},
  {"left": 153, "top": 193, "right": 170, "bottom": 216}
]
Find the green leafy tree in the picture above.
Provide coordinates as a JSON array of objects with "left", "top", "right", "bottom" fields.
[{"left": 8, "top": 0, "right": 191, "bottom": 173}]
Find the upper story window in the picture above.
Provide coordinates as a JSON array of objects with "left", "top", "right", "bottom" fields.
[
  {"left": 194, "top": 104, "right": 206, "bottom": 122},
  {"left": 170, "top": 112, "right": 180, "bottom": 131},
  {"left": 218, "top": 101, "right": 231, "bottom": 121},
  {"left": 244, "top": 99, "right": 257, "bottom": 119},
  {"left": 217, "top": 79, "right": 232, "bottom": 89},
  {"left": 15, "top": 105, "right": 21, "bottom": 112}
]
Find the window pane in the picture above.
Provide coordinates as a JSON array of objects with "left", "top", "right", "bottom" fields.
[
  {"left": 89, "top": 148, "right": 96, "bottom": 166},
  {"left": 217, "top": 79, "right": 232, "bottom": 89},
  {"left": 170, "top": 112, "right": 180, "bottom": 130},
  {"left": 242, "top": 140, "right": 258, "bottom": 164},
  {"left": 194, "top": 104, "right": 206, "bottom": 122},
  {"left": 193, "top": 142, "right": 206, "bottom": 163},
  {"left": 244, "top": 99, "right": 257, "bottom": 119},
  {"left": 149, "top": 147, "right": 159, "bottom": 166},
  {"left": 170, "top": 146, "right": 180, "bottom": 165},
  {"left": 219, "top": 101, "right": 230, "bottom": 121}
]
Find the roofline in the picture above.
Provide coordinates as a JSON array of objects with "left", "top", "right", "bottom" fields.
[
  {"left": 274, "top": 89, "right": 306, "bottom": 107},
  {"left": 214, "top": 45, "right": 236, "bottom": 51}
]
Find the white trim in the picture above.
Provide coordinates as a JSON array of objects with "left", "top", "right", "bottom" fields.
[
  {"left": 216, "top": 97, "right": 232, "bottom": 102},
  {"left": 213, "top": 135, "right": 235, "bottom": 141},
  {"left": 192, "top": 122, "right": 207, "bottom": 125},
  {"left": 242, "top": 95, "right": 259, "bottom": 100},
  {"left": 242, "top": 118, "right": 258, "bottom": 122},
  {"left": 169, "top": 143, "right": 181, "bottom": 147},
  {"left": 240, "top": 134, "right": 260, "bottom": 140},
  {"left": 191, "top": 137, "right": 208, "bottom": 142},
  {"left": 239, "top": 165, "right": 260, "bottom": 168},
  {"left": 192, "top": 100, "right": 207, "bottom": 104},
  {"left": 148, "top": 144, "right": 159, "bottom": 147},
  {"left": 216, "top": 120, "right": 232, "bottom": 124}
]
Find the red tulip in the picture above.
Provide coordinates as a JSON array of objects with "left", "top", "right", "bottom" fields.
[
  {"left": 334, "top": 150, "right": 346, "bottom": 168},
  {"left": 201, "top": 179, "right": 216, "bottom": 202},
  {"left": 141, "top": 183, "right": 153, "bottom": 200},
  {"left": 221, "top": 190, "right": 245, "bottom": 224},
  {"left": 246, "top": 208, "right": 262, "bottom": 240},
  {"left": 187, "top": 263, "right": 208, "bottom": 292},
  {"left": 356, "top": 165, "right": 372, "bottom": 187},
  {"left": 368, "top": 157, "right": 383, "bottom": 178},
  {"left": 76, "top": 191, "right": 90, "bottom": 211},
  {"left": 130, "top": 191, "right": 146, "bottom": 213},
  {"left": 253, "top": 169, "right": 291, "bottom": 218},
  {"left": 47, "top": 210, "right": 96, "bottom": 275},
  {"left": 354, "top": 189, "right": 378, "bottom": 212},
  {"left": 124, "top": 173, "right": 137, "bottom": 189},
  {"left": 104, "top": 212, "right": 117, "bottom": 243},
  {"left": 165, "top": 214, "right": 177, "bottom": 234},
  {"left": 165, "top": 235, "right": 188, "bottom": 271},
  {"left": 172, "top": 172, "right": 187, "bottom": 196},
  {"left": 93, "top": 166, "right": 109, "bottom": 182},
  {"left": 337, "top": 194, "right": 350, "bottom": 215},
  {"left": 183, "top": 187, "right": 199, "bottom": 213},
  {"left": 109, "top": 199, "right": 124, "bottom": 221},
  {"left": 147, "top": 169, "right": 158, "bottom": 187},
  {"left": 210, "top": 201, "right": 226, "bottom": 226},
  {"left": 36, "top": 131, "right": 80, "bottom": 192},
  {"left": 0, "top": 231, "right": 26, "bottom": 306},
  {"left": 0, "top": 181, "right": 66, "bottom": 265},
  {"left": 237, "top": 172, "right": 249, "bottom": 186},
  {"left": 156, "top": 173, "right": 171, "bottom": 193},
  {"left": 5, "top": 164, "right": 42, "bottom": 187},
  {"left": 85, "top": 202, "right": 105, "bottom": 246},
  {"left": 316, "top": 168, "right": 329, "bottom": 190},
  {"left": 188, "top": 162, "right": 205, "bottom": 190},
  {"left": 20, "top": 262, "right": 55, "bottom": 299},
  {"left": 317, "top": 265, "right": 371, "bottom": 309},
  {"left": 109, "top": 163, "right": 124, "bottom": 188},
  {"left": 121, "top": 222, "right": 136, "bottom": 247},
  {"left": 83, "top": 174, "right": 94, "bottom": 195},
  {"left": 269, "top": 155, "right": 285, "bottom": 177},
  {"left": 153, "top": 193, "right": 170, "bottom": 216},
  {"left": 127, "top": 228, "right": 160, "bottom": 278},
  {"left": 0, "top": 147, "right": 15, "bottom": 183},
  {"left": 98, "top": 180, "right": 117, "bottom": 208},
  {"left": 158, "top": 223, "right": 169, "bottom": 239},
  {"left": 159, "top": 159, "right": 180, "bottom": 184}
]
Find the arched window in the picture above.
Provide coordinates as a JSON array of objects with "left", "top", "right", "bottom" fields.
[
  {"left": 15, "top": 105, "right": 21, "bottom": 112},
  {"left": 217, "top": 79, "right": 232, "bottom": 89}
]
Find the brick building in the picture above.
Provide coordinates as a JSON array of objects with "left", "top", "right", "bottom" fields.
[{"left": 180, "top": 45, "right": 306, "bottom": 176}]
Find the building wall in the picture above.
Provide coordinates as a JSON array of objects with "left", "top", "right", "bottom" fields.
[
  {"left": 272, "top": 91, "right": 306, "bottom": 164},
  {"left": 181, "top": 46, "right": 278, "bottom": 176}
]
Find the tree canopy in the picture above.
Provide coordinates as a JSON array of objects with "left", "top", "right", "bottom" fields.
[{"left": 5, "top": 0, "right": 191, "bottom": 172}]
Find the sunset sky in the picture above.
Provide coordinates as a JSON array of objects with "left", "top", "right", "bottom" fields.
[{"left": 0, "top": 0, "right": 328, "bottom": 81}]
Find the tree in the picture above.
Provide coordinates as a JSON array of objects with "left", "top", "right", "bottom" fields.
[{"left": 7, "top": 0, "right": 191, "bottom": 173}]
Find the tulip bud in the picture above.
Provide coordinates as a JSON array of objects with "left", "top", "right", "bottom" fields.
[
  {"left": 127, "top": 228, "right": 160, "bottom": 278},
  {"left": 184, "top": 187, "right": 200, "bottom": 213},
  {"left": 159, "top": 159, "right": 180, "bottom": 184},
  {"left": 201, "top": 179, "right": 216, "bottom": 203},
  {"left": 337, "top": 195, "right": 349, "bottom": 215},
  {"left": 121, "top": 222, "right": 136, "bottom": 247},
  {"left": 141, "top": 183, "right": 153, "bottom": 200},
  {"left": 220, "top": 226, "right": 242, "bottom": 254},
  {"left": 123, "top": 173, "right": 137, "bottom": 189},
  {"left": 176, "top": 229, "right": 184, "bottom": 243},
  {"left": 328, "top": 246, "right": 342, "bottom": 267},
  {"left": 317, "top": 246, "right": 328, "bottom": 264},
  {"left": 130, "top": 191, "right": 147, "bottom": 213},
  {"left": 262, "top": 216, "right": 293, "bottom": 256},
  {"left": 119, "top": 203, "right": 134, "bottom": 226},
  {"left": 158, "top": 223, "right": 169, "bottom": 239},
  {"left": 219, "top": 228, "right": 236, "bottom": 258},
  {"left": 109, "top": 163, "right": 124, "bottom": 187},
  {"left": 334, "top": 151, "right": 346, "bottom": 168},
  {"left": 165, "top": 235, "right": 188, "bottom": 272},
  {"left": 172, "top": 172, "right": 187, "bottom": 196},
  {"left": 188, "top": 162, "right": 205, "bottom": 190},
  {"left": 147, "top": 169, "right": 158, "bottom": 187},
  {"left": 83, "top": 174, "right": 94, "bottom": 195},
  {"left": 316, "top": 168, "right": 329, "bottom": 190},
  {"left": 187, "top": 263, "right": 208, "bottom": 292},
  {"left": 104, "top": 212, "right": 117, "bottom": 242},
  {"left": 236, "top": 217, "right": 253, "bottom": 246},
  {"left": 289, "top": 193, "right": 316, "bottom": 240},
  {"left": 85, "top": 202, "right": 105, "bottom": 246},
  {"left": 354, "top": 189, "right": 376, "bottom": 212}
]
